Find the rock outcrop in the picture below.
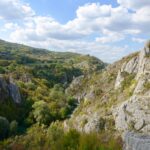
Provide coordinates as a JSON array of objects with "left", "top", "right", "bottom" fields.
[
  {"left": 113, "top": 40, "right": 150, "bottom": 149},
  {"left": 0, "top": 76, "right": 21, "bottom": 104},
  {"left": 66, "top": 75, "right": 96, "bottom": 103},
  {"left": 115, "top": 40, "right": 150, "bottom": 89},
  {"left": 64, "top": 40, "right": 150, "bottom": 149},
  {"left": 113, "top": 40, "right": 150, "bottom": 134},
  {"left": 124, "top": 132, "right": 150, "bottom": 150},
  {"left": 115, "top": 56, "right": 139, "bottom": 89}
]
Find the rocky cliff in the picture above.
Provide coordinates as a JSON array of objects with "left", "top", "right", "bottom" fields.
[
  {"left": 113, "top": 40, "right": 150, "bottom": 134},
  {"left": 64, "top": 40, "right": 150, "bottom": 149},
  {"left": 0, "top": 75, "right": 21, "bottom": 104}
]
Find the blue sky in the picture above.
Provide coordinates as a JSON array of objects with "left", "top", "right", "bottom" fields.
[
  {"left": 24, "top": 0, "right": 118, "bottom": 23},
  {"left": 0, "top": 0, "right": 149, "bottom": 63}
]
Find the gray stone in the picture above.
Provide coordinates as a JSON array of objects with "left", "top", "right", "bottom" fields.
[
  {"left": 8, "top": 82, "right": 21, "bottom": 104},
  {"left": 124, "top": 132, "right": 150, "bottom": 150},
  {"left": 115, "top": 56, "right": 139, "bottom": 89},
  {"left": 134, "top": 120, "right": 145, "bottom": 131},
  {"left": 113, "top": 41, "right": 150, "bottom": 134}
]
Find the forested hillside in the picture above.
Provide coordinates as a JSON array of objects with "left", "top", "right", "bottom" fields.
[{"left": 0, "top": 40, "right": 122, "bottom": 150}]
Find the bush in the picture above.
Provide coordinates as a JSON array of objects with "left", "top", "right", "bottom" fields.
[
  {"left": 0, "top": 116, "right": 9, "bottom": 140},
  {"left": 0, "top": 66, "right": 5, "bottom": 74},
  {"left": 60, "top": 107, "right": 70, "bottom": 119},
  {"left": 144, "top": 81, "right": 150, "bottom": 90},
  {"left": 121, "top": 72, "right": 135, "bottom": 91},
  {"left": 47, "top": 122, "right": 64, "bottom": 150},
  {"left": 0, "top": 127, "right": 123, "bottom": 150},
  {"left": 10, "top": 120, "right": 18, "bottom": 135},
  {"left": 63, "top": 129, "right": 80, "bottom": 150}
]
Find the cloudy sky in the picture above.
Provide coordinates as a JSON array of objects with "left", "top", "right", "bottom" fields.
[{"left": 0, "top": 0, "right": 149, "bottom": 63}]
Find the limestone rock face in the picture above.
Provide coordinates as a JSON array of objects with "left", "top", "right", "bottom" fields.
[
  {"left": 115, "top": 56, "right": 139, "bottom": 89},
  {"left": 113, "top": 41, "right": 150, "bottom": 134},
  {"left": 84, "top": 114, "right": 103, "bottom": 133},
  {"left": 8, "top": 77, "right": 21, "bottom": 104},
  {"left": 124, "top": 132, "right": 150, "bottom": 150},
  {"left": 113, "top": 95, "right": 150, "bottom": 133},
  {"left": 65, "top": 75, "right": 84, "bottom": 101},
  {"left": 0, "top": 76, "right": 21, "bottom": 104},
  {"left": 114, "top": 42, "right": 150, "bottom": 149},
  {"left": 65, "top": 40, "right": 150, "bottom": 137},
  {"left": 65, "top": 111, "right": 105, "bottom": 133},
  {"left": 66, "top": 75, "right": 96, "bottom": 103},
  {"left": 136, "top": 47, "right": 150, "bottom": 79},
  {"left": 115, "top": 40, "right": 150, "bottom": 89}
]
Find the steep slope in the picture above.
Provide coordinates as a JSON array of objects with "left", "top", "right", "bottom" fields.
[
  {"left": 65, "top": 41, "right": 150, "bottom": 133},
  {"left": 113, "top": 40, "right": 150, "bottom": 134},
  {"left": 65, "top": 40, "right": 150, "bottom": 149}
]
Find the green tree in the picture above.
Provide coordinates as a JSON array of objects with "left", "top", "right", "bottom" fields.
[
  {"left": 32, "top": 101, "right": 52, "bottom": 125},
  {"left": 60, "top": 107, "right": 69, "bottom": 119}
]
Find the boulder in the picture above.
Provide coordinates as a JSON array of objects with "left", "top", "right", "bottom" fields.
[{"left": 124, "top": 132, "right": 150, "bottom": 150}]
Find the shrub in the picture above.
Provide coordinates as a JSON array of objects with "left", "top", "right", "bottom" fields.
[
  {"left": 47, "top": 122, "right": 64, "bottom": 150},
  {"left": 0, "top": 116, "right": 9, "bottom": 140},
  {"left": 62, "top": 129, "right": 80, "bottom": 150},
  {"left": 121, "top": 72, "right": 135, "bottom": 91},
  {"left": 60, "top": 107, "right": 70, "bottom": 119},
  {"left": 144, "top": 81, "right": 150, "bottom": 90},
  {"left": 0, "top": 66, "right": 5, "bottom": 74},
  {"left": 10, "top": 120, "right": 18, "bottom": 135}
]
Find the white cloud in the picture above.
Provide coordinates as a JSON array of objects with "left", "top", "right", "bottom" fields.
[
  {"left": 132, "top": 38, "right": 145, "bottom": 43},
  {"left": 9, "top": 16, "right": 87, "bottom": 42},
  {"left": 0, "top": 0, "right": 35, "bottom": 20},
  {"left": 4, "top": 23, "right": 19, "bottom": 30},
  {"left": 0, "top": 0, "right": 150, "bottom": 62},
  {"left": 117, "top": 0, "right": 150, "bottom": 10},
  {"left": 77, "top": 3, "right": 111, "bottom": 19},
  {"left": 96, "top": 31, "right": 124, "bottom": 43}
]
